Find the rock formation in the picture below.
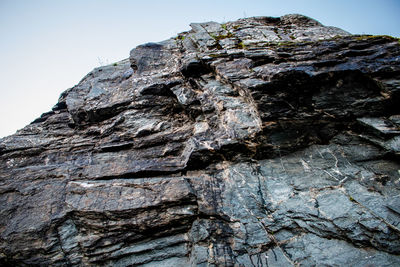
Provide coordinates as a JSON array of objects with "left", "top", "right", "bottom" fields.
[{"left": 1, "top": 14, "right": 400, "bottom": 266}]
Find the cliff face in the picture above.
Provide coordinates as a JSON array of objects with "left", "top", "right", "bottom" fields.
[{"left": 1, "top": 14, "right": 400, "bottom": 266}]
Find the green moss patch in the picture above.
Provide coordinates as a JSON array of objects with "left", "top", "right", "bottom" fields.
[{"left": 210, "top": 32, "right": 234, "bottom": 41}]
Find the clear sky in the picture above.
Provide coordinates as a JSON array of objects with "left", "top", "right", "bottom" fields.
[{"left": 1, "top": 0, "right": 399, "bottom": 138}]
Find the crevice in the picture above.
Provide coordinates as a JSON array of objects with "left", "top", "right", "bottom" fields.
[{"left": 91, "top": 169, "right": 184, "bottom": 180}]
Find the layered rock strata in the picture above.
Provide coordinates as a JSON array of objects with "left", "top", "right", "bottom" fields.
[{"left": 1, "top": 14, "right": 400, "bottom": 266}]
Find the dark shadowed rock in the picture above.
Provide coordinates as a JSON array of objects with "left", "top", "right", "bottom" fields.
[{"left": 1, "top": 14, "right": 400, "bottom": 266}]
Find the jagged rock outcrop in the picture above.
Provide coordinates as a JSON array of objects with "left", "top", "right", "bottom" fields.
[{"left": 1, "top": 14, "right": 400, "bottom": 266}]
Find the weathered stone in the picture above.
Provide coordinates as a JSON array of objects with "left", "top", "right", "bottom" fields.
[
  {"left": 1, "top": 14, "right": 400, "bottom": 266},
  {"left": 357, "top": 117, "right": 400, "bottom": 138}
]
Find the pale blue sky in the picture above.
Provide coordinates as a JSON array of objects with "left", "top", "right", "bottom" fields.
[{"left": 1, "top": 0, "right": 399, "bottom": 137}]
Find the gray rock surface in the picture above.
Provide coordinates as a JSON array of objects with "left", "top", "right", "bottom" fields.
[{"left": 1, "top": 14, "right": 400, "bottom": 266}]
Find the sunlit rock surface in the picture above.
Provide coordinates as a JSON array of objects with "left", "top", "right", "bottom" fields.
[{"left": 1, "top": 14, "right": 400, "bottom": 266}]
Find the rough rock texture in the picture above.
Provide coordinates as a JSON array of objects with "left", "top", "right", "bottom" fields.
[{"left": 1, "top": 14, "right": 400, "bottom": 266}]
